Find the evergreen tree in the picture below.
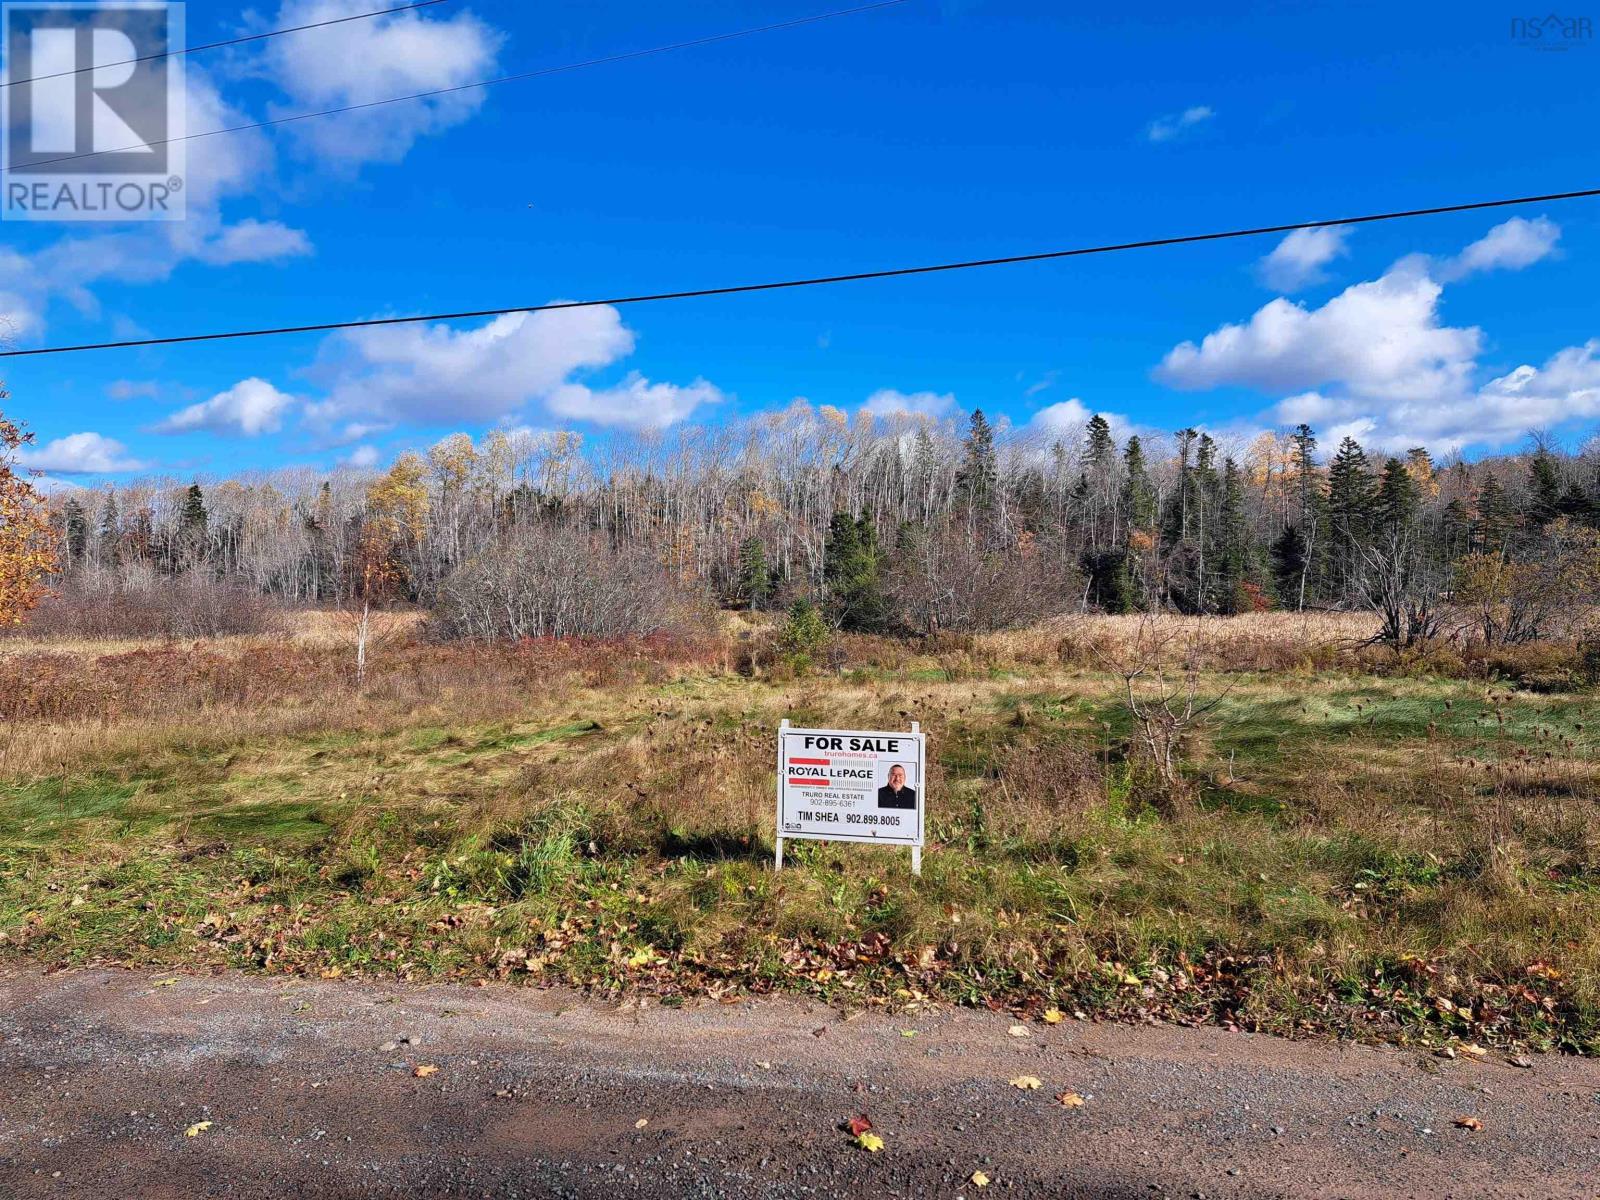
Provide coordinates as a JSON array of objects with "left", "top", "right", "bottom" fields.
[
  {"left": 1121, "top": 436, "right": 1156, "bottom": 532},
  {"left": 1290, "top": 424, "right": 1321, "bottom": 526},
  {"left": 954, "top": 409, "right": 997, "bottom": 524},
  {"left": 736, "top": 536, "right": 771, "bottom": 610},
  {"left": 97, "top": 492, "right": 120, "bottom": 563},
  {"left": 1376, "top": 457, "right": 1420, "bottom": 532},
  {"left": 1326, "top": 436, "right": 1374, "bottom": 584},
  {"left": 62, "top": 498, "right": 88, "bottom": 567},
  {"left": 1270, "top": 524, "right": 1308, "bottom": 609},
  {"left": 181, "top": 483, "right": 207, "bottom": 534},
  {"left": 822, "top": 512, "right": 886, "bottom": 632},
  {"left": 1084, "top": 414, "right": 1114, "bottom": 468},
  {"left": 1213, "top": 457, "right": 1250, "bottom": 613},
  {"left": 1287, "top": 423, "right": 1326, "bottom": 606},
  {"left": 1474, "top": 473, "right": 1514, "bottom": 552},
  {"left": 1527, "top": 447, "right": 1563, "bottom": 525}
]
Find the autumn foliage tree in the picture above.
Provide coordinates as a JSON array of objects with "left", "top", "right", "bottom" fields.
[{"left": 0, "top": 404, "right": 60, "bottom": 627}]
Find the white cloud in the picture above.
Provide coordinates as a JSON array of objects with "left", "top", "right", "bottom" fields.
[
  {"left": 1471, "top": 340, "right": 1600, "bottom": 439},
  {"left": 548, "top": 373, "right": 724, "bottom": 430},
  {"left": 259, "top": 0, "right": 503, "bottom": 169},
  {"left": 1161, "top": 223, "right": 1594, "bottom": 454},
  {"left": 343, "top": 444, "right": 381, "bottom": 469},
  {"left": 308, "top": 306, "right": 722, "bottom": 431},
  {"left": 1157, "top": 259, "right": 1480, "bottom": 404},
  {"left": 0, "top": 69, "right": 308, "bottom": 341},
  {"left": 862, "top": 389, "right": 956, "bottom": 419},
  {"left": 15, "top": 432, "right": 147, "bottom": 474},
  {"left": 1026, "top": 399, "right": 1142, "bottom": 444},
  {"left": 1029, "top": 397, "right": 1094, "bottom": 432},
  {"left": 190, "top": 219, "right": 313, "bottom": 267},
  {"left": 156, "top": 378, "right": 297, "bottom": 436},
  {"left": 1147, "top": 105, "right": 1213, "bottom": 143},
  {"left": 1439, "top": 216, "right": 1561, "bottom": 281},
  {"left": 1257, "top": 226, "right": 1349, "bottom": 292}
]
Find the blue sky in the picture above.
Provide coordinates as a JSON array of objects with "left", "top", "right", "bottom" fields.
[{"left": 4, "top": 0, "right": 1599, "bottom": 482}]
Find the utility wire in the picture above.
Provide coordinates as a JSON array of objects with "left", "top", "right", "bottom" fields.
[
  {"left": 4, "top": 186, "right": 1598, "bottom": 359},
  {"left": 18, "top": 0, "right": 913, "bottom": 170},
  {"left": 0, "top": 1, "right": 453, "bottom": 89}
]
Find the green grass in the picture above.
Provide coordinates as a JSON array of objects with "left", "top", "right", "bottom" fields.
[{"left": 1, "top": 663, "right": 1597, "bottom": 1054}]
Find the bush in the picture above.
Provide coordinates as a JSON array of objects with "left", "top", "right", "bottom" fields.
[
  {"left": 17, "top": 567, "right": 284, "bottom": 640},
  {"left": 776, "top": 598, "right": 830, "bottom": 671},
  {"left": 430, "top": 524, "right": 710, "bottom": 642}
]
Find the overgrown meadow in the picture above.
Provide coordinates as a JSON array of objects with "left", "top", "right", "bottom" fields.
[{"left": 1, "top": 610, "right": 1597, "bottom": 1054}]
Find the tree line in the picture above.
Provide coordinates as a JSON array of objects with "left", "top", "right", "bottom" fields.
[{"left": 30, "top": 401, "right": 1600, "bottom": 642}]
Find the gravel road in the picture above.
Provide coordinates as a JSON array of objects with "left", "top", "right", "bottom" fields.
[{"left": 2, "top": 968, "right": 1597, "bottom": 1198}]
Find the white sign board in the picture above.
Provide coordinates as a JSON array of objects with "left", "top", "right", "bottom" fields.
[{"left": 775, "top": 720, "right": 925, "bottom": 874}]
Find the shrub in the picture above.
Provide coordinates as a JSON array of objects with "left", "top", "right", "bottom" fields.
[
  {"left": 17, "top": 567, "right": 284, "bottom": 640},
  {"left": 430, "top": 524, "right": 710, "bottom": 642},
  {"left": 776, "top": 598, "right": 830, "bottom": 671}
]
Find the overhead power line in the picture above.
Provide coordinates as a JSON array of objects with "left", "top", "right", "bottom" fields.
[
  {"left": 0, "top": 1, "right": 454, "bottom": 89},
  {"left": 19, "top": 0, "right": 913, "bottom": 170},
  {"left": 4, "top": 186, "right": 1598, "bottom": 360}
]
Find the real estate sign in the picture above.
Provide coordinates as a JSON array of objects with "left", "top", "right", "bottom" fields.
[{"left": 775, "top": 719, "right": 925, "bottom": 873}]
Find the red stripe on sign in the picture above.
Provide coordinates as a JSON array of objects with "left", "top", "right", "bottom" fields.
[
  {"left": 788, "top": 776, "right": 828, "bottom": 786},
  {"left": 788, "top": 757, "right": 830, "bottom": 766}
]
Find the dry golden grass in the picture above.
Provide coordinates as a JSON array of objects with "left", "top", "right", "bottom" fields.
[{"left": 2, "top": 612, "right": 1597, "bottom": 1052}]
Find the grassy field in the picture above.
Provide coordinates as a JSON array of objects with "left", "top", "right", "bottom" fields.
[{"left": 2, "top": 611, "right": 1597, "bottom": 1053}]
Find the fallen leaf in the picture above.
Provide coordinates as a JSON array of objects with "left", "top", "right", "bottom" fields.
[
  {"left": 1454, "top": 1116, "right": 1484, "bottom": 1131},
  {"left": 971, "top": 1170, "right": 990, "bottom": 1187},
  {"left": 413, "top": 1065, "right": 439, "bottom": 1078},
  {"left": 1055, "top": 1091, "right": 1086, "bottom": 1108},
  {"left": 755, "top": 1060, "right": 772, "bottom": 1070},
  {"left": 1008, "top": 1075, "right": 1042, "bottom": 1090},
  {"left": 1042, "top": 1008, "right": 1064, "bottom": 1025},
  {"left": 855, "top": 1131, "right": 885, "bottom": 1152},
  {"left": 625, "top": 947, "right": 656, "bottom": 968},
  {"left": 900, "top": 1029, "right": 918, "bottom": 1038},
  {"left": 635, "top": 1118, "right": 649, "bottom": 1129},
  {"left": 1007, "top": 1024, "right": 1030, "bottom": 1038},
  {"left": 847, "top": 1114, "right": 874, "bottom": 1138},
  {"left": 152, "top": 978, "right": 178, "bottom": 988},
  {"left": 184, "top": 1121, "right": 212, "bottom": 1137}
]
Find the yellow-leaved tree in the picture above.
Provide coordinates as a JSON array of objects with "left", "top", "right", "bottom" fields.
[{"left": 0, "top": 401, "right": 60, "bottom": 627}]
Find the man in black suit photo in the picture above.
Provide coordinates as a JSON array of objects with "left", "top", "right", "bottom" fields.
[{"left": 876, "top": 763, "right": 916, "bottom": 809}]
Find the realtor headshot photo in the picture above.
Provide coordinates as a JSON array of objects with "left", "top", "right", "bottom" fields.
[{"left": 876, "top": 763, "right": 917, "bottom": 809}]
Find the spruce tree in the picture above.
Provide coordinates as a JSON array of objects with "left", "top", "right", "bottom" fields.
[
  {"left": 181, "top": 483, "right": 207, "bottom": 534},
  {"left": 1527, "top": 447, "right": 1562, "bottom": 525},
  {"left": 736, "top": 536, "right": 771, "bottom": 610},
  {"left": 954, "top": 409, "right": 997, "bottom": 523},
  {"left": 1474, "top": 473, "right": 1514, "bottom": 552},
  {"left": 97, "top": 492, "right": 119, "bottom": 563},
  {"left": 1214, "top": 457, "right": 1250, "bottom": 613},
  {"left": 1326, "top": 436, "right": 1374, "bottom": 588},
  {"left": 1270, "top": 524, "right": 1308, "bottom": 608},
  {"left": 822, "top": 512, "right": 886, "bottom": 632},
  {"left": 1084, "top": 414, "right": 1114, "bottom": 468},
  {"left": 1376, "top": 457, "right": 1420, "bottom": 532},
  {"left": 62, "top": 498, "right": 88, "bottom": 567},
  {"left": 1121, "top": 436, "right": 1156, "bottom": 532},
  {"left": 1290, "top": 424, "right": 1321, "bottom": 527}
]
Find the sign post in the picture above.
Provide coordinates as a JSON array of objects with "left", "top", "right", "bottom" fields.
[{"left": 775, "top": 718, "right": 925, "bottom": 875}]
